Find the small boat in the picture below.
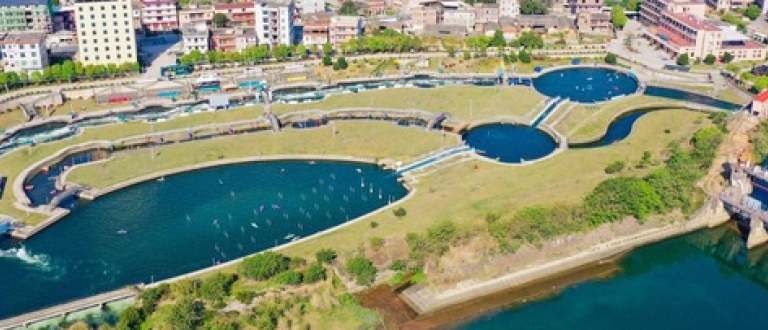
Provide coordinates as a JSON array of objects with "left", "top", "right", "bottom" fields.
[
  {"left": 157, "top": 177, "right": 165, "bottom": 182},
  {"left": 117, "top": 229, "right": 127, "bottom": 235},
  {"left": 284, "top": 234, "right": 295, "bottom": 240},
  {"left": 251, "top": 223, "right": 258, "bottom": 228}
]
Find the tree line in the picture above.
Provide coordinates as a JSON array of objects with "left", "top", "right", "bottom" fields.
[{"left": 0, "top": 61, "right": 140, "bottom": 92}]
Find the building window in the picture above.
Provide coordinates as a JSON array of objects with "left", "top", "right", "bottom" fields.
[
  {"left": 91, "top": 23, "right": 95, "bottom": 27},
  {"left": 83, "top": 47, "right": 88, "bottom": 52},
  {"left": 80, "top": 23, "right": 85, "bottom": 28},
  {"left": 90, "top": 14, "right": 94, "bottom": 19},
  {"left": 95, "top": 56, "right": 100, "bottom": 60},
  {"left": 31, "top": 52, "right": 36, "bottom": 57},
  {"left": 101, "top": 14, "right": 105, "bottom": 19},
  {"left": 95, "top": 47, "right": 99, "bottom": 52},
  {"left": 106, "top": 55, "right": 111, "bottom": 60}
]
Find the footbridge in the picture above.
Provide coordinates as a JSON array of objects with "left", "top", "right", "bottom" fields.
[
  {"left": 394, "top": 145, "right": 474, "bottom": 176},
  {"left": 530, "top": 97, "right": 567, "bottom": 128},
  {"left": 264, "top": 111, "right": 282, "bottom": 132},
  {"left": 0, "top": 288, "right": 136, "bottom": 329},
  {"left": 20, "top": 103, "right": 38, "bottom": 121}
]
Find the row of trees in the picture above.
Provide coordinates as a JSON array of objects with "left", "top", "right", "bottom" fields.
[
  {"left": 0, "top": 61, "right": 140, "bottom": 92},
  {"left": 675, "top": 52, "right": 734, "bottom": 66}
]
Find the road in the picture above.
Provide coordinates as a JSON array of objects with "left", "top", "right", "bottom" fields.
[{"left": 606, "top": 20, "right": 674, "bottom": 69}]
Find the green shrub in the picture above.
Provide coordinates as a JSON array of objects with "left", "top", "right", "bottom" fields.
[
  {"left": 604, "top": 160, "right": 625, "bottom": 174},
  {"left": 315, "top": 248, "right": 338, "bottom": 264},
  {"left": 238, "top": 252, "right": 291, "bottom": 281},
  {"left": 345, "top": 256, "right": 377, "bottom": 286},
  {"left": 388, "top": 260, "right": 407, "bottom": 271},
  {"left": 273, "top": 270, "right": 303, "bottom": 286},
  {"left": 200, "top": 272, "right": 237, "bottom": 302},
  {"left": 369, "top": 237, "right": 384, "bottom": 248},
  {"left": 303, "top": 263, "right": 326, "bottom": 283},
  {"left": 393, "top": 207, "right": 407, "bottom": 217}
]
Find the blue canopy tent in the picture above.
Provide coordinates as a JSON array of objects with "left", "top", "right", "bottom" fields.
[
  {"left": 534, "top": 66, "right": 543, "bottom": 72},
  {"left": 572, "top": 58, "right": 581, "bottom": 65}
]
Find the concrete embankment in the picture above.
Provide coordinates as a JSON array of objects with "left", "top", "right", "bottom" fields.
[{"left": 402, "top": 199, "right": 729, "bottom": 315}]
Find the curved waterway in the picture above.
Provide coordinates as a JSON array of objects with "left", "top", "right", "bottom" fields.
[
  {"left": 0, "top": 160, "right": 407, "bottom": 319},
  {"left": 456, "top": 227, "right": 768, "bottom": 329},
  {"left": 463, "top": 124, "right": 557, "bottom": 163},
  {"left": 570, "top": 111, "right": 650, "bottom": 148}
]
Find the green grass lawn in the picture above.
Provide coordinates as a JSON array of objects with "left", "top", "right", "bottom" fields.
[
  {"left": 0, "top": 110, "right": 27, "bottom": 131},
  {"left": 271, "top": 85, "right": 543, "bottom": 121}
]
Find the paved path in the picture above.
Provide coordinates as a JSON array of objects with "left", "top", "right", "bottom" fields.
[{"left": 0, "top": 288, "right": 135, "bottom": 329}]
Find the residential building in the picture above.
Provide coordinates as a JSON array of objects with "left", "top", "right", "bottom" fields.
[
  {"left": 500, "top": 15, "right": 575, "bottom": 36},
  {"left": 358, "top": 0, "right": 388, "bottom": 16},
  {"left": 52, "top": 5, "right": 76, "bottom": 32},
  {"left": 410, "top": 4, "right": 441, "bottom": 30},
  {"left": 329, "top": 15, "right": 361, "bottom": 47},
  {"left": 420, "top": 24, "right": 467, "bottom": 37},
  {"left": 639, "top": 0, "right": 707, "bottom": 26},
  {"left": 751, "top": 89, "right": 768, "bottom": 117},
  {"left": 644, "top": 11, "right": 766, "bottom": 61},
  {"left": 301, "top": 12, "right": 332, "bottom": 46},
  {"left": 178, "top": 5, "right": 213, "bottom": 28},
  {"left": 498, "top": 0, "right": 520, "bottom": 18},
  {"left": 296, "top": 0, "right": 325, "bottom": 14},
  {"left": 140, "top": 0, "right": 178, "bottom": 32},
  {"left": 74, "top": 0, "right": 138, "bottom": 65},
  {"left": 211, "top": 27, "right": 258, "bottom": 52},
  {"left": 474, "top": 3, "right": 499, "bottom": 25},
  {"left": 254, "top": 0, "right": 296, "bottom": 47},
  {"left": 577, "top": 11, "right": 611, "bottom": 35},
  {"left": 0, "top": 32, "right": 49, "bottom": 73},
  {"left": 443, "top": 9, "right": 475, "bottom": 32},
  {"left": 705, "top": 0, "right": 751, "bottom": 11},
  {"left": 551, "top": 0, "right": 603, "bottom": 15},
  {"left": 214, "top": 2, "right": 255, "bottom": 27},
  {"left": 0, "top": 0, "right": 53, "bottom": 33},
  {"left": 182, "top": 23, "right": 209, "bottom": 53}
]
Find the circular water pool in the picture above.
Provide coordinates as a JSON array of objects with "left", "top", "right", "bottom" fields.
[
  {"left": 463, "top": 123, "right": 557, "bottom": 164},
  {"left": 533, "top": 67, "right": 639, "bottom": 103}
]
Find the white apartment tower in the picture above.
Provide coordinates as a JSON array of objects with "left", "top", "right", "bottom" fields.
[
  {"left": 296, "top": 0, "right": 325, "bottom": 14},
  {"left": 498, "top": 0, "right": 520, "bottom": 18},
  {"left": 74, "top": 0, "right": 138, "bottom": 65},
  {"left": 255, "top": 0, "right": 296, "bottom": 47}
]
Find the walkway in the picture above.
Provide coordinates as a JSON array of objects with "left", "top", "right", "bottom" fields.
[
  {"left": 0, "top": 288, "right": 135, "bottom": 329},
  {"left": 395, "top": 145, "right": 474, "bottom": 175}
]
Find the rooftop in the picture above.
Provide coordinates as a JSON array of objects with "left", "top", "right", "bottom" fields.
[
  {"left": 755, "top": 89, "right": 768, "bottom": 103},
  {"left": 668, "top": 13, "right": 719, "bottom": 32},
  {"left": 0, "top": 33, "right": 46, "bottom": 45},
  {"left": 721, "top": 39, "right": 767, "bottom": 50},
  {"left": 214, "top": 2, "right": 255, "bottom": 10},
  {"left": 0, "top": 0, "right": 48, "bottom": 6},
  {"left": 653, "top": 25, "right": 694, "bottom": 47}
]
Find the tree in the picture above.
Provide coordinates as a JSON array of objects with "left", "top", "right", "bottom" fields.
[
  {"left": 722, "top": 52, "right": 734, "bottom": 63},
  {"left": 272, "top": 44, "right": 291, "bottom": 60},
  {"left": 303, "top": 263, "right": 326, "bottom": 283},
  {"left": 605, "top": 53, "right": 618, "bottom": 65},
  {"left": 200, "top": 272, "right": 237, "bottom": 301},
  {"left": 754, "top": 76, "right": 768, "bottom": 92},
  {"left": 585, "top": 177, "right": 664, "bottom": 224},
  {"left": 295, "top": 43, "right": 307, "bottom": 58},
  {"left": 315, "top": 248, "right": 338, "bottom": 264},
  {"left": 489, "top": 29, "right": 506, "bottom": 47},
  {"left": 605, "top": 161, "right": 626, "bottom": 174},
  {"left": 31, "top": 70, "right": 43, "bottom": 84},
  {"left": 106, "top": 63, "right": 119, "bottom": 77},
  {"left": 116, "top": 306, "right": 144, "bottom": 330},
  {"left": 273, "top": 270, "right": 303, "bottom": 285},
  {"left": 322, "top": 43, "right": 333, "bottom": 56},
  {"left": 505, "top": 51, "right": 518, "bottom": 63},
  {"left": 206, "top": 50, "right": 222, "bottom": 64},
  {"left": 703, "top": 54, "right": 717, "bottom": 65},
  {"left": 74, "top": 61, "right": 84, "bottom": 78},
  {"left": 322, "top": 55, "right": 333, "bottom": 66},
  {"left": 238, "top": 252, "right": 291, "bottom": 280},
  {"left": 676, "top": 53, "right": 689, "bottom": 66},
  {"left": 49, "top": 64, "right": 62, "bottom": 82},
  {"left": 333, "top": 56, "right": 348, "bottom": 70},
  {"left": 745, "top": 4, "right": 761, "bottom": 20},
  {"left": 611, "top": 6, "right": 628, "bottom": 29},
  {"left": 339, "top": 0, "right": 359, "bottom": 15},
  {"left": 626, "top": 0, "right": 641, "bottom": 11},
  {"left": 161, "top": 297, "right": 202, "bottom": 329},
  {"left": 345, "top": 255, "right": 377, "bottom": 286},
  {"left": 520, "top": 0, "right": 547, "bottom": 15},
  {"left": 517, "top": 32, "right": 544, "bottom": 49},
  {"left": 213, "top": 13, "right": 229, "bottom": 28},
  {"left": 518, "top": 49, "right": 531, "bottom": 63}
]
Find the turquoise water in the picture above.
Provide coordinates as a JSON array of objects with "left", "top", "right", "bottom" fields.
[
  {"left": 463, "top": 124, "right": 557, "bottom": 163},
  {"left": 0, "top": 160, "right": 407, "bottom": 319},
  {"left": 457, "top": 227, "right": 768, "bottom": 329},
  {"left": 533, "top": 68, "right": 639, "bottom": 103}
]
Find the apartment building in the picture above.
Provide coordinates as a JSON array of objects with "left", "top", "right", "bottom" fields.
[
  {"left": 443, "top": 8, "right": 475, "bottom": 32},
  {"left": 140, "top": 0, "right": 178, "bottom": 32},
  {"left": 182, "top": 23, "right": 209, "bottom": 53},
  {"left": 296, "top": 0, "right": 326, "bottom": 14},
  {"left": 474, "top": 3, "right": 499, "bottom": 25},
  {"left": 644, "top": 11, "right": 766, "bottom": 61},
  {"left": 0, "top": 0, "right": 53, "bottom": 33},
  {"left": 705, "top": 0, "right": 751, "bottom": 11},
  {"left": 498, "top": 0, "right": 520, "bottom": 18},
  {"left": 178, "top": 5, "right": 213, "bottom": 28},
  {"left": 211, "top": 27, "right": 257, "bottom": 52},
  {"left": 74, "top": 0, "right": 138, "bottom": 65},
  {"left": 52, "top": 6, "right": 76, "bottom": 32},
  {"left": 214, "top": 2, "right": 255, "bottom": 27},
  {"left": 551, "top": 0, "right": 603, "bottom": 15},
  {"left": 410, "top": 4, "right": 441, "bottom": 29},
  {"left": 254, "top": 0, "right": 296, "bottom": 47},
  {"left": 640, "top": 0, "right": 706, "bottom": 26},
  {"left": 329, "top": 15, "right": 361, "bottom": 46},
  {"left": 301, "top": 12, "right": 332, "bottom": 46},
  {"left": 577, "top": 11, "right": 611, "bottom": 35},
  {"left": 0, "top": 32, "right": 49, "bottom": 72}
]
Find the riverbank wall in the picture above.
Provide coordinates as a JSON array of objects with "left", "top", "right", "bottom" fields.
[{"left": 401, "top": 198, "right": 730, "bottom": 315}]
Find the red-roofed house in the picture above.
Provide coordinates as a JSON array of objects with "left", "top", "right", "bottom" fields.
[
  {"left": 751, "top": 89, "right": 768, "bottom": 117},
  {"left": 214, "top": 2, "right": 256, "bottom": 27}
]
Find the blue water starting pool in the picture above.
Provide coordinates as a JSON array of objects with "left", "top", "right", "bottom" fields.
[
  {"left": 0, "top": 160, "right": 408, "bottom": 319},
  {"left": 463, "top": 123, "right": 557, "bottom": 163},
  {"left": 533, "top": 68, "right": 639, "bottom": 103}
]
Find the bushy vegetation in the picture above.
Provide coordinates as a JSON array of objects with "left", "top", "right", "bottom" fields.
[
  {"left": 345, "top": 255, "right": 378, "bottom": 286},
  {"left": 315, "top": 248, "right": 338, "bottom": 264},
  {"left": 238, "top": 251, "right": 291, "bottom": 281},
  {"left": 605, "top": 160, "right": 626, "bottom": 174}
]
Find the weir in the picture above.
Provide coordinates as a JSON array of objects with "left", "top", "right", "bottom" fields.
[
  {"left": 394, "top": 145, "right": 474, "bottom": 176},
  {"left": 530, "top": 98, "right": 567, "bottom": 128},
  {"left": 719, "top": 162, "right": 768, "bottom": 248}
]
